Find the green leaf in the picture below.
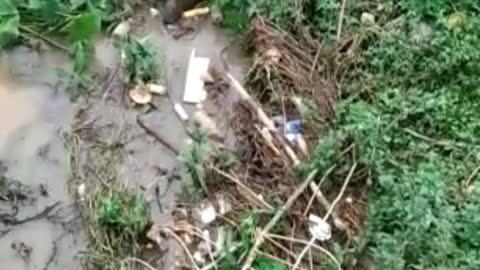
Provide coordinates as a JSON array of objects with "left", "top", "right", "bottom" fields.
[
  {"left": 64, "top": 12, "right": 100, "bottom": 42},
  {"left": 0, "top": 0, "right": 19, "bottom": 47},
  {"left": 71, "top": 39, "right": 94, "bottom": 75},
  {"left": 253, "top": 255, "right": 287, "bottom": 270}
]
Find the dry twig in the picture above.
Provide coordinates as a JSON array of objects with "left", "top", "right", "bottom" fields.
[{"left": 241, "top": 169, "right": 318, "bottom": 270}]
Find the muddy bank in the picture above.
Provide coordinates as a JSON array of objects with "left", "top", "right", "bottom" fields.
[{"left": 0, "top": 9, "right": 247, "bottom": 269}]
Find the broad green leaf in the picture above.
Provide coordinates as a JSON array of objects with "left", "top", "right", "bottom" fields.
[
  {"left": 0, "top": 0, "right": 19, "bottom": 47},
  {"left": 64, "top": 12, "right": 100, "bottom": 42}
]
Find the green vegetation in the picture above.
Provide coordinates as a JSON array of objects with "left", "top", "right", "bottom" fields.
[
  {"left": 215, "top": 0, "right": 480, "bottom": 269},
  {"left": 119, "top": 36, "right": 164, "bottom": 86},
  {"left": 66, "top": 129, "right": 150, "bottom": 270},
  {"left": 180, "top": 127, "right": 210, "bottom": 195},
  {"left": 0, "top": 0, "right": 137, "bottom": 98}
]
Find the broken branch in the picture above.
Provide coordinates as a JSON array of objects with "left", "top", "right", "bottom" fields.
[{"left": 241, "top": 169, "right": 318, "bottom": 270}]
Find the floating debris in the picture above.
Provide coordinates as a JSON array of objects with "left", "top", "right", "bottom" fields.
[
  {"left": 174, "top": 103, "right": 189, "bottom": 121},
  {"left": 149, "top": 8, "right": 160, "bottom": 17},
  {"left": 147, "top": 83, "right": 166, "bottom": 95},
  {"left": 112, "top": 21, "right": 130, "bottom": 39},
  {"left": 309, "top": 214, "right": 331, "bottom": 241},
  {"left": 129, "top": 85, "right": 153, "bottom": 105},
  {"left": 197, "top": 202, "right": 216, "bottom": 225},
  {"left": 183, "top": 49, "right": 210, "bottom": 104},
  {"left": 182, "top": 7, "right": 210, "bottom": 19}
]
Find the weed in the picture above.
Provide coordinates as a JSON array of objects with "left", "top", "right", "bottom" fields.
[
  {"left": 119, "top": 36, "right": 164, "bottom": 86},
  {"left": 179, "top": 127, "right": 210, "bottom": 195}
]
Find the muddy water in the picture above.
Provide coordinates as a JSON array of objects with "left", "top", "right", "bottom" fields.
[
  {"left": 0, "top": 14, "right": 247, "bottom": 270},
  {"left": 0, "top": 47, "right": 81, "bottom": 270}
]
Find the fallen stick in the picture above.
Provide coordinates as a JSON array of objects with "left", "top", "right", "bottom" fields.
[
  {"left": 241, "top": 169, "right": 318, "bottom": 270},
  {"left": 136, "top": 115, "right": 180, "bottom": 156},
  {"left": 210, "top": 166, "right": 274, "bottom": 210},
  {"left": 336, "top": 0, "right": 348, "bottom": 41},
  {"left": 3, "top": 202, "right": 60, "bottom": 226},
  {"left": 309, "top": 183, "right": 348, "bottom": 231}
]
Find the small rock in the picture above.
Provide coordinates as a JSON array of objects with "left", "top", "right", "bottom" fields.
[{"left": 361, "top": 12, "right": 375, "bottom": 25}]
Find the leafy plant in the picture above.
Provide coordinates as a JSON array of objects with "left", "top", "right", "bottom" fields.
[
  {"left": 302, "top": 1, "right": 480, "bottom": 269},
  {"left": 180, "top": 127, "right": 210, "bottom": 194},
  {"left": 97, "top": 194, "right": 149, "bottom": 234},
  {"left": 0, "top": 0, "right": 19, "bottom": 47},
  {"left": 119, "top": 36, "right": 164, "bottom": 85}
]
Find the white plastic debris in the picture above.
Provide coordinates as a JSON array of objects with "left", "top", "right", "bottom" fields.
[
  {"left": 78, "top": 183, "right": 86, "bottom": 201},
  {"left": 309, "top": 214, "right": 332, "bottom": 241},
  {"left": 149, "top": 8, "right": 160, "bottom": 17},
  {"left": 147, "top": 83, "right": 166, "bottom": 95},
  {"left": 361, "top": 12, "right": 375, "bottom": 25},
  {"left": 199, "top": 203, "right": 217, "bottom": 225},
  {"left": 183, "top": 49, "right": 210, "bottom": 103},
  {"left": 112, "top": 21, "right": 130, "bottom": 38},
  {"left": 174, "top": 103, "right": 189, "bottom": 121}
]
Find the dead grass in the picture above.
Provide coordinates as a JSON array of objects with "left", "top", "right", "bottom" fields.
[{"left": 65, "top": 110, "right": 150, "bottom": 270}]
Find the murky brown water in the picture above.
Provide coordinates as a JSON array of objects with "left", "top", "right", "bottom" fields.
[
  {"left": 0, "top": 47, "right": 80, "bottom": 270},
  {"left": 0, "top": 13, "right": 246, "bottom": 270}
]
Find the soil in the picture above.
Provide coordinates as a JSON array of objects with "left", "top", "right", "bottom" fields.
[{"left": 0, "top": 9, "right": 247, "bottom": 270}]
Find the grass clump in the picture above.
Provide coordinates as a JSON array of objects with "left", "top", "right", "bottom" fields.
[
  {"left": 66, "top": 130, "right": 150, "bottom": 270},
  {"left": 119, "top": 36, "right": 164, "bottom": 86}
]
